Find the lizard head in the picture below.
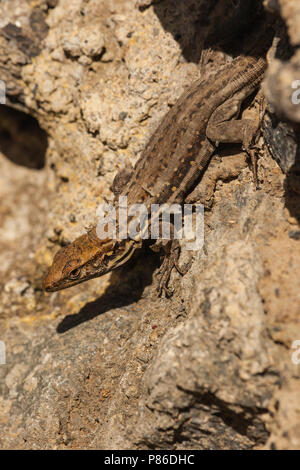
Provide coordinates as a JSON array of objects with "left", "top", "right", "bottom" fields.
[{"left": 43, "top": 228, "right": 139, "bottom": 292}]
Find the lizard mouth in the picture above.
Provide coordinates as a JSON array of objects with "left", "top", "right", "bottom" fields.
[
  {"left": 43, "top": 278, "right": 65, "bottom": 292},
  {"left": 43, "top": 272, "right": 99, "bottom": 292}
]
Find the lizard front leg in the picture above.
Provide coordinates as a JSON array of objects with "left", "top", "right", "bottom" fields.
[
  {"left": 206, "top": 89, "right": 262, "bottom": 186},
  {"left": 151, "top": 239, "right": 186, "bottom": 297},
  {"left": 151, "top": 229, "right": 191, "bottom": 297}
]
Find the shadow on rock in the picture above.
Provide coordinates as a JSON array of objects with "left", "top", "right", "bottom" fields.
[
  {"left": 56, "top": 247, "right": 159, "bottom": 333},
  {"left": 0, "top": 105, "right": 47, "bottom": 169},
  {"left": 149, "top": 0, "right": 267, "bottom": 63}
]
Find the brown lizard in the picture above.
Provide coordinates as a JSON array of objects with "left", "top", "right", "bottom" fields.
[{"left": 43, "top": 21, "right": 275, "bottom": 296}]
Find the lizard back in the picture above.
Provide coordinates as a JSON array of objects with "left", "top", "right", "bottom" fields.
[{"left": 121, "top": 55, "right": 267, "bottom": 210}]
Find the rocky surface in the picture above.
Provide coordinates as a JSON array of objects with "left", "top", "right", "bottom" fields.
[{"left": 0, "top": 0, "right": 299, "bottom": 450}]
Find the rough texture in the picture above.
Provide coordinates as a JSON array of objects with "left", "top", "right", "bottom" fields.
[{"left": 0, "top": 0, "right": 299, "bottom": 450}]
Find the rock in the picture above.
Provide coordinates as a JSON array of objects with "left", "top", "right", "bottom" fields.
[{"left": 0, "top": 0, "right": 299, "bottom": 450}]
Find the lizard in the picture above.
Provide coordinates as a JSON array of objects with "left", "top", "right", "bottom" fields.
[{"left": 43, "top": 20, "right": 275, "bottom": 296}]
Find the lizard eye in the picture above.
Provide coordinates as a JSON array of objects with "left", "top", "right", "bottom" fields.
[{"left": 69, "top": 268, "right": 81, "bottom": 279}]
